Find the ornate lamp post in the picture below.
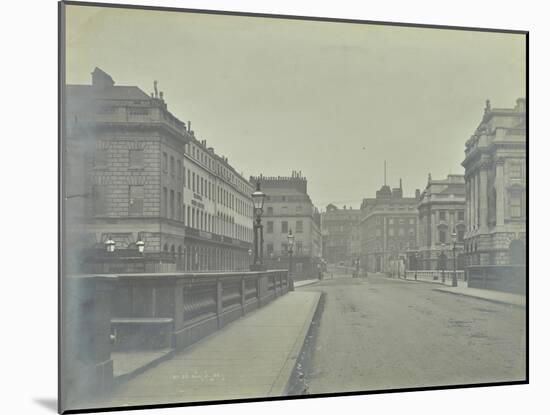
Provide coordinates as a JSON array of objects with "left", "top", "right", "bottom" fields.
[
  {"left": 287, "top": 229, "right": 295, "bottom": 291},
  {"left": 105, "top": 236, "right": 115, "bottom": 253},
  {"left": 439, "top": 244, "right": 447, "bottom": 284},
  {"left": 250, "top": 181, "right": 266, "bottom": 271},
  {"left": 451, "top": 231, "right": 458, "bottom": 287},
  {"left": 287, "top": 229, "right": 295, "bottom": 275},
  {"left": 136, "top": 239, "right": 145, "bottom": 254}
]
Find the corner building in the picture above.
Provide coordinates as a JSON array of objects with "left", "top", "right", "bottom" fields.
[
  {"left": 65, "top": 68, "right": 253, "bottom": 273},
  {"left": 462, "top": 99, "right": 526, "bottom": 292},
  {"left": 417, "top": 174, "right": 466, "bottom": 270},
  {"left": 251, "top": 172, "right": 322, "bottom": 279}
]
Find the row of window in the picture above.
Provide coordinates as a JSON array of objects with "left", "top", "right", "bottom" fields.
[
  {"left": 180, "top": 159, "right": 253, "bottom": 217},
  {"left": 387, "top": 228, "right": 416, "bottom": 237},
  {"left": 436, "top": 210, "right": 465, "bottom": 221},
  {"left": 105, "top": 148, "right": 252, "bottom": 217},
  {"left": 185, "top": 142, "right": 251, "bottom": 195},
  {"left": 266, "top": 220, "right": 304, "bottom": 234},
  {"left": 387, "top": 218, "right": 416, "bottom": 225},
  {"left": 161, "top": 186, "right": 251, "bottom": 241},
  {"left": 92, "top": 184, "right": 252, "bottom": 242},
  {"left": 264, "top": 205, "right": 304, "bottom": 215}
]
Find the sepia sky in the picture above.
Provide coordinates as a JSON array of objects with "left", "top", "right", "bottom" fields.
[{"left": 65, "top": 4, "right": 526, "bottom": 210}]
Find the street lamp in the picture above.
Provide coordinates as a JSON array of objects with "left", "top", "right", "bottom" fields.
[
  {"left": 287, "top": 229, "right": 295, "bottom": 291},
  {"left": 451, "top": 230, "right": 458, "bottom": 287},
  {"left": 136, "top": 239, "right": 145, "bottom": 254},
  {"left": 287, "top": 229, "right": 294, "bottom": 271},
  {"left": 105, "top": 236, "right": 115, "bottom": 253},
  {"left": 439, "top": 244, "right": 447, "bottom": 284},
  {"left": 250, "top": 180, "right": 266, "bottom": 271}
]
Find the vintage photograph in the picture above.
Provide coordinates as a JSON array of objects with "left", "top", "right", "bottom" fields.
[{"left": 60, "top": 2, "right": 527, "bottom": 413}]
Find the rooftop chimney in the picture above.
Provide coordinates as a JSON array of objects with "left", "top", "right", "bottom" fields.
[
  {"left": 91, "top": 67, "right": 114, "bottom": 89},
  {"left": 484, "top": 99, "right": 491, "bottom": 114}
]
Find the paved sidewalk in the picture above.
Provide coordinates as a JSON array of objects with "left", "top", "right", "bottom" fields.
[
  {"left": 112, "top": 350, "right": 174, "bottom": 380},
  {"left": 434, "top": 285, "right": 525, "bottom": 307},
  {"left": 385, "top": 274, "right": 525, "bottom": 307},
  {"left": 294, "top": 279, "right": 319, "bottom": 288},
  {"left": 392, "top": 273, "right": 468, "bottom": 288},
  {"left": 107, "top": 291, "right": 321, "bottom": 408}
]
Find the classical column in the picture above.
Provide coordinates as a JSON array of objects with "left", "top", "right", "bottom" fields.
[
  {"left": 464, "top": 177, "right": 471, "bottom": 231},
  {"left": 472, "top": 173, "right": 478, "bottom": 229},
  {"left": 479, "top": 162, "right": 489, "bottom": 231},
  {"left": 495, "top": 158, "right": 505, "bottom": 226},
  {"left": 431, "top": 210, "right": 437, "bottom": 249}
]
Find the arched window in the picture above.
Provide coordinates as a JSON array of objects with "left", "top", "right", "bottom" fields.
[{"left": 163, "top": 243, "right": 168, "bottom": 252}]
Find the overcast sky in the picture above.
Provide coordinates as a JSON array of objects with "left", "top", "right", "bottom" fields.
[{"left": 65, "top": 4, "right": 526, "bottom": 210}]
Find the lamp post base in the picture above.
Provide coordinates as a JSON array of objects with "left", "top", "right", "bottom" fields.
[{"left": 250, "top": 264, "right": 266, "bottom": 271}]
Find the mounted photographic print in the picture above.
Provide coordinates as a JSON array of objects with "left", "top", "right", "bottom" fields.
[{"left": 59, "top": 1, "right": 527, "bottom": 413}]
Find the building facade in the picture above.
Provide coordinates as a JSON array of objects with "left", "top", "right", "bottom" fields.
[
  {"left": 321, "top": 204, "right": 362, "bottom": 265},
  {"left": 65, "top": 67, "right": 253, "bottom": 273},
  {"left": 417, "top": 174, "right": 466, "bottom": 271},
  {"left": 462, "top": 99, "right": 526, "bottom": 291},
  {"left": 251, "top": 172, "right": 322, "bottom": 278},
  {"left": 359, "top": 181, "right": 420, "bottom": 273},
  {"left": 182, "top": 134, "right": 254, "bottom": 272}
]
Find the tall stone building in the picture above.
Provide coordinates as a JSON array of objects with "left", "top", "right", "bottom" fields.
[
  {"left": 462, "top": 98, "right": 526, "bottom": 292},
  {"left": 181, "top": 133, "right": 254, "bottom": 272},
  {"left": 359, "top": 180, "right": 420, "bottom": 273},
  {"left": 65, "top": 67, "right": 253, "bottom": 273},
  {"left": 251, "top": 171, "right": 322, "bottom": 278},
  {"left": 417, "top": 174, "right": 466, "bottom": 270},
  {"left": 321, "top": 204, "right": 362, "bottom": 265}
]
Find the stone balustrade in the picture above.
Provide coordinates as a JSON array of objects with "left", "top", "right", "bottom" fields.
[{"left": 61, "top": 269, "right": 290, "bottom": 409}]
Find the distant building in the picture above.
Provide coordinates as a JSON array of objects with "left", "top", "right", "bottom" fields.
[
  {"left": 65, "top": 67, "right": 253, "bottom": 273},
  {"left": 350, "top": 225, "right": 362, "bottom": 267},
  {"left": 251, "top": 171, "right": 322, "bottom": 278},
  {"left": 417, "top": 174, "right": 466, "bottom": 271},
  {"left": 359, "top": 180, "right": 420, "bottom": 273},
  {"left": 462, "top": 98, "right": 526, "bottom": 292},
  {"left": 321, "top": 204, "right": 362, "bottom": 265}
]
